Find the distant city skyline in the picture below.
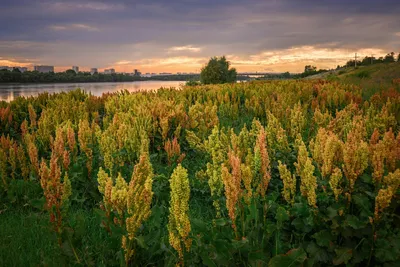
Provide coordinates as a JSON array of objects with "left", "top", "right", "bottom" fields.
[
  {"left": 0, "top": 48, "right": 398, "bottom": 74},
  {"left": 1, "top": 64, "right": 205, "bottom": 74},
  {"left": 1, "top": 1, "right": 399, "bottom": 73}
]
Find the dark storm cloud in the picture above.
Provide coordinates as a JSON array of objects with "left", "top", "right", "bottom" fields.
[{"left": 0, "top": 0, "right": 399, "bottom": 70}]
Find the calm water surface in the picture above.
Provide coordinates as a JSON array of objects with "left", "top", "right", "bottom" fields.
[{"left": 0, "top": 80, "right": 184, "bottom": 102}]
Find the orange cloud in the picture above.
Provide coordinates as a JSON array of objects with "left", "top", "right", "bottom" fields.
[
  {"left": 49, "top": 24, "right": 99, "bottom": 31},
  {"left": 227, "top": 46, "right": 387, "bottom": 72},
  {"left": 168, "top": 45, "right": 202, "bottom": 53},
  {"left": 3, "top": 45, "right": 391, "bottom": 74},
  {"left": 0, "top": 58, "right": 34, "bottom": 67}
]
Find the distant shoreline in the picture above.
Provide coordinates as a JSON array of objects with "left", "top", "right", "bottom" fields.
[{"left": 0, "top": 79, "right": 189, "bottom": 85}]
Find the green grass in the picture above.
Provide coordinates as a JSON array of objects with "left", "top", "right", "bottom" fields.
[
  {"left": 352, "top": 69, "right": 371, "bottom": 78},
  {"left": 0, "top": 208, "right": 121, "bottom": 267},
  {"left": 0, "top": 209, "right": 62, "bottom": 266},
  {"left": 336, "top": 62, "right": 400, "bottom": 99}
]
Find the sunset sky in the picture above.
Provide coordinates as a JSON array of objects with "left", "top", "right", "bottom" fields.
[{"left": 1, "top": 0, "right": 399, "bottom": 73}]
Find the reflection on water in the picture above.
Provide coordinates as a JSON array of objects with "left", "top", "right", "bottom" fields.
[{"left": 0, "top": 81, "right": 184, "bottom": 102}]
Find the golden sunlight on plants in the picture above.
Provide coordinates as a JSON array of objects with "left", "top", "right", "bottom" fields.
[
  {"left": 295, "top": 135, "right": 317, "bottom": 207},
  {"left": 278, "top": 161, "right": 296, "bottom": 205},
  {"left": 168, "top": 164, "right": 191, "bottom": 265},
  {"left": 1, "top": 80, "right": 399, "bottom": 266}
]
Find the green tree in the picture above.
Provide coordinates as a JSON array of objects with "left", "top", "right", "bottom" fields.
[
  {"left": 65, "top": 69, "right": 76, "bottom": 75},
  {"left": 397, "top": 53, "right": 400, "bottom": 62},
  {"left": 383, "top": 52, "right": 395, "bottom": 63},
  {"left": 361, "top": 56, "right": 375, "bottom": 65},
  {"left": 304, "top": 65, "right": 317, "bottom": 73},
  {"left": 282, "top": 71, "right": 291, "bottom": 79},
  {"left": 200, "top": 56, "right": 237, "bottom": 84}
]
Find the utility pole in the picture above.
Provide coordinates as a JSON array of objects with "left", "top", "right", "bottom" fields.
[
  {"left": 354, "top": 53, "right": 358, "bottom": 68},
  {"left": 371, "top": 54, "right": 374, "bottom": 65}
]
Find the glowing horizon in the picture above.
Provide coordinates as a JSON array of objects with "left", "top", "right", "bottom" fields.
[{"left": 1, "top": 1, "right": 399, "bottom": 74}]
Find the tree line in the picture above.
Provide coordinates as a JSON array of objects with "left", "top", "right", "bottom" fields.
[
  {"left": 342, "top": 52, "right": 400, "bottom": 68},
  {"left": 0, "top": 69, "right": 203, "bottom": 83}
]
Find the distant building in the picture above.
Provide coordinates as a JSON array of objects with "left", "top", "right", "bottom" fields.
[
  {"left": 133, "top": 69, "right": 141, "bottom": 76},
  {"left": 104, "top": 68, "right": 115, "bottom": 74},
  {"left": 17, "top": 67, "right": 28, "bottom": 72},
  {"left": 72, "top": 66, "right": 79, "bottom": 73},
  {"left": 0, "top": 66, "right": 14, "bottom": 71},
  {"left": 34, "top": 65, "right": 54, "bottom": 73},
  {"left": 158, "top": 72, "right": 172, "bottom": 76},
  {"left": 1, "top": 66, "right": 28, "bottom": 72},
  {"left": 90, "top": 68, "right": 98, "bottom": 75}
]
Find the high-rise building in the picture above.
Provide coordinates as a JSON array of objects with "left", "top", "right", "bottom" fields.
[
  {"left": 72, "top": 66, "right": 79, "bottom": 73},
  {"left": 104, "top": 68, "right": 115, "bottom": 74},
  {"left": 34, "top": 65, "right": 54, "bottom": 73},
  {"left": 133, "top": 69, "right": 141, "bottom": 76},
  {"left": 90, "top": 68, "right": 98, "bottom": 75}
]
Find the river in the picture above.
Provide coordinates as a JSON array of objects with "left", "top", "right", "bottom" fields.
[{"left": 0, "top": 80, "right": 185, "bottom": 102}]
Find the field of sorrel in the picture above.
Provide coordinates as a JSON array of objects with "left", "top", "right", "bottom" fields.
[{"left": 0, "top": 80, "right": 399, "bottom": 266}]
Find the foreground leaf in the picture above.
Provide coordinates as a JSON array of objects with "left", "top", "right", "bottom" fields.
[
  {"left": 333, "top": 248, "right": 352, "bottom": 265},
  {"left": 269, "top": 248, "right": 307, "bottom": 267}
]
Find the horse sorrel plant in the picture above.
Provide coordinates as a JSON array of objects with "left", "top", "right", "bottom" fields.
[{"left": 1, "top": 80, "right": 399, "bottom": 266}]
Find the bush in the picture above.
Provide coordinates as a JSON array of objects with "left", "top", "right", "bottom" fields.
[
  {"left": 354, "top": 70, "right": 371, "bottom": 78},
  {"left": 185, "top": 80, "right": 200, "bottom": 86}
]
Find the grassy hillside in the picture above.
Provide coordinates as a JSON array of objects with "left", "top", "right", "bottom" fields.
[{"left": 326, "top": 62, "right": 400, "bottom": 99}]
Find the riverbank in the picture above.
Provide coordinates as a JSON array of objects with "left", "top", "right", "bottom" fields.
[{"left": 0, "top": 80, "right": 185, "bottom": 102}]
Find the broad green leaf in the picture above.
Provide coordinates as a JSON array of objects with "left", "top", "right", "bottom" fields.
[
  {"left": 248, "top": 251, "right": 268, "bottom": 264},
  {"left": 192, "top": 218, "right": 208, "bottom": 233},
  {"left": 333, "top": 248, "right": 352, "bottom": 265},
  {"left": 312, "top": 230, "right": 333, "bottom": 247},
  {"left": 360, "top": 173, "right": 372, "bottom": 184},
  {"left": 214, "top": 218, "right": 228, "bottom": 227},
  {"left": 151, "top": 205, "right": 163, "bottom": 225},
  {"left": 291, "top": 202, "right": 309, "bottom": 217},
  {"left": 269, "top": 248, "right": 307, "bottom": 267},
  {"left": 375, "top": 237, "right": 400, "bottom": 262},
  {"left": 276, "top": 207, "right": 289, "bottom": 224},
  {"left": 134, "top": 235, "right": 147, "bottom": 249},
  {"left": 353, "top": 194, "right": 373, "bottom": 216},
  {"left": 93, "top": 208, "right": 106, "bottom": 217},
  {"left": 346, "top": 215, "right": 366, "bottom": 230},
  {"left": 266, "top": 222, "right": 277, "bottom": 236},
  {"left": 326, "top": 207, "right": 337, "bottom": 220},
  {"left": 249, "top": 200, "right": 258, "bottom": 221},
  {"left": 291, "top": 218, "right": 304, "bottom": 231},
  {"left": 201, "top": 252, "right": 217, "bottom": 267},
  {"left": 29, "top": 198, "right": 45, "bottom": 211},
  {"left": 306, "top": 241, "right": 330, "bottom": 263},
  {"left": 61, "top": 241, "right": 74, "bottom": 258}
]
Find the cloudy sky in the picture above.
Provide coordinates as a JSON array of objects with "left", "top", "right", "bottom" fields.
[{"left": 1, "top": 0, "right": 399, "bottom": 73}]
